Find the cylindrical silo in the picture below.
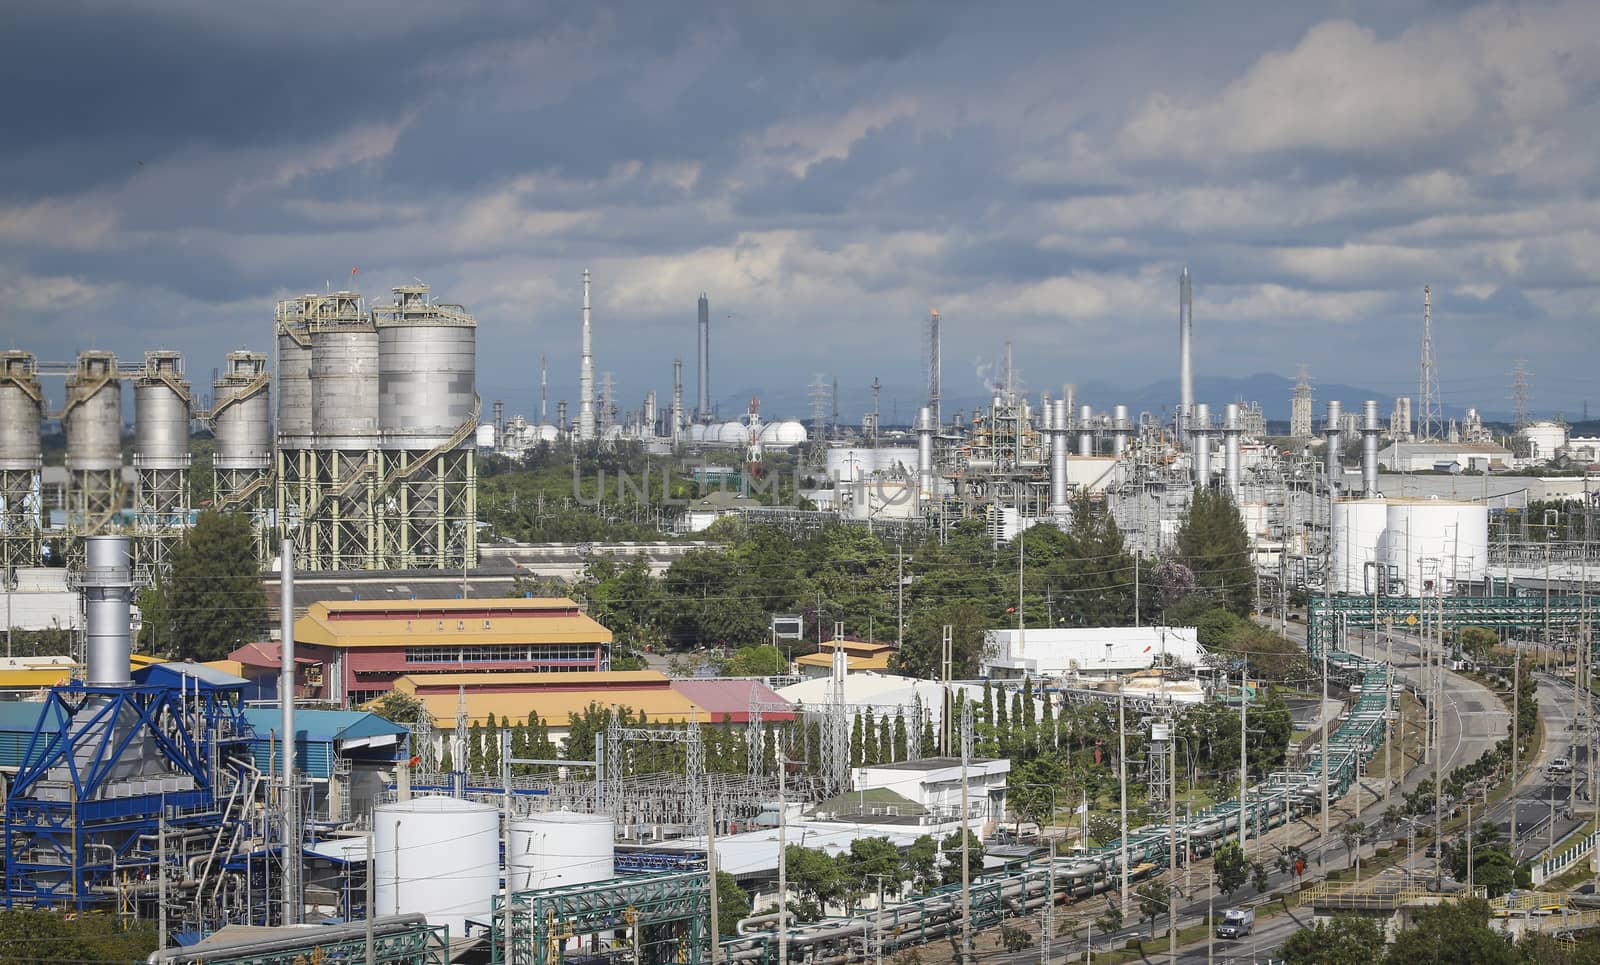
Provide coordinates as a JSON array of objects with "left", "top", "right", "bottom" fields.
[
  {"left": 274, "top": 296, "right": 315, "bottom": 449},
  {"left": 1378, "top": 499, "right": 1490, "bottom": 597},
  {"left": 133, "top": 352, "right": 191, "bottom": 471},
  {"left": 64, "top": 352, "right": 122, "bottom": 472},
  {"left": 1077, "top": 404, "right": 1094, "bottom": 457},
  {"left": 82, "top": 535, "right": 133, "bottom": 688},
  {"left": 1329, "top": 498, "right": 1389, "bottom": 594},
  {"left": 373, "top": 796, "right": 499, "bottom": 938},
  {"left": 1222, "top": 403, "right": 1242, "bottom": 497},
  {"left": 1324, "top": 400, "right": 1343, "bottom": 489},
  {"left": 0, "top": 352, "right": 43, "bottom": 564},
  {"left": 508, "top": 811, "right": 617, "bottom": 893},
  {"left": 0, "top": 352, "right": 42, "bottom": 473},
  {"left": 376, "top": 285, "right": 477, "bottom": 451},
  {"left": 310, "top": 293, "right": 380, "bottom": 449},
  {"left": 212, "top": 351, "right": 272, "bottom": 471}
]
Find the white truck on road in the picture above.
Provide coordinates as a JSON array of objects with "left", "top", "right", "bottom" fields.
[{"left": 1215, "top": 907, "right": 1254, "bottom": 939}]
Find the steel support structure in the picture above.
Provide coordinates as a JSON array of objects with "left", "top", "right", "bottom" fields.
[
  {"left": 0, "top": 467, "right": 41, "bottom": 570},
  {"left": 492, "top": 872, "right": 710, "bottom": 965},
  {"left": 377, "top": 446, "right": 477, "bottom": 570},
  {"left": 153, "top": 917, "right": 448, "bottom": 965},
  {"left": 1308, "top": 594, "right": 1592, "bottom": 661}
]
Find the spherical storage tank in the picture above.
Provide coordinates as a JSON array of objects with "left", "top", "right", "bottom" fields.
[
  {"left": 64, "top": 352, "right": 122, "bottom": 472},
  {"left": 212, "top": 352, "right": 271, "bottom": 471},
  {"left": 274, "top": 296, "right": 315, "bottom": 449},
  {"left": 133, "top": 352, "right": 191, "bottom": 470},
  {"left": 1522, "top": 421, "right": 1567, "bottom": 461},
  {"left": 758, "top": 420, "right": 808, "bottom": 446},
  {"left": 1377, "top": 499, "right": 1489, "bottom": 596},
  {"left": 508, "top": 811, "right": 615, "bottom": 891},
  {"left": 376, "top": 285, "right": 477, "bottom": 451},
  {"left": 0, "top": 352, "right": 42, "bottom": 472},
  {"left": 309, "top": 292, "right": 380, "bottom": 449},
  {"left": 373, "top": 796, "right": 499, "bottom": 938},
  {"left": 1328, "top": 498, "right": 1388, "bottom": 594}
]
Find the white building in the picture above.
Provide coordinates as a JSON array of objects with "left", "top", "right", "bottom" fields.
[
  {"left": 981, "top": 626, "right": 1206, "bottom": 679},
  {"left": 776, "top": 672, "right": 1035, "bottom": 736},
  {"left": 1377, "top": 440, "right": 1510, "bottom": 473},
  {"left": 852, "top": 757, "right": 1011, "bottom": 823}
]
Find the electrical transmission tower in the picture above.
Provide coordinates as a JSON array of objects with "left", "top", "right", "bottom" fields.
[
  {"left": 1418, "top": 285, "right": 1441, "bottom": 441},
  {"left": 1512, "top": 360, "right": 1531, "bottom": 431},
  {"left": 809, "top": 375, "right": 832, "bottom": 459},
  {"left": 1289, "top": 364, "right": 1314, "bottom": 439}
]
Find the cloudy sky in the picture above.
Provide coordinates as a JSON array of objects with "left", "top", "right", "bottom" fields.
[{"left": 2, "top": 0, "right": 1596, "bottom": 422}]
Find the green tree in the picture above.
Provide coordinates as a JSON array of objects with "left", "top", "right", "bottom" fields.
[
  {"left": 877, "top": 715, "right": 893, "bottom": 765},
  {"left": 851, "top": 712, "right": 865, "bottom": 767},
  {"left": 903, "top": 835, "right": 940, "bottom": 892},
  {"left": 1000, "top": 924, "right": 1035, "bottom": 952},
  {"left": 146, "top": 511, "right": 268, "bottom": 661},
  {"left": 725, "top": 645, "right": 789, "bottom": 676},
  {"left": 369, "top": 689, "right": 428, "bottom": 727},
  {"left": 892, "top": 710, "right": 908, "bottom": 762},
  {"left": 1383, "top": 898, "right": 1517, "bottom": 965},
  {"left": 1051, "top": 495, "right": 1141, "bottom": 625},
  {"left": 1213, "top": 842, "right": 1250, "bottom": 898},
  {"left": 1137, "top": 880, "right": 1170, "bottom": 939},
  {"left": 897, "top": 600, "right": 989, "bottom": 679},
  {"left": 845, "top": 836, "right": 905, "bottom": 899},
  {"left": 1175, "top": 490, "right": 1253, "bottom": 616},
  {"left": 1281, "top": 915, "right": 1385, "bottom": 965},
  {"left": 716, "top": 871, "right": 751, "bottom": 937},
  {"left": 940, "top": 829, "right": 984, "bottom": 885},
  {"left": 785, "top": 845, "right": 844, "bottom": 921}
]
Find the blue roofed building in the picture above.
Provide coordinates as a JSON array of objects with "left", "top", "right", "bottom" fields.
[{"left": 243, "top": 708, "right": 409, "bottom": 825}]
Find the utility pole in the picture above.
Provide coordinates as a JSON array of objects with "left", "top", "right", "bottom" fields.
[
  {"left": 1239, "top": 672, "right": 1248, "bottom": 848},
  {"left": 1119, "top": 693, "right": 1129, "bottom": 915},
  {"left": 960, "top": 701, "right": 973, "bottom": 963},
  {"left": 1168, "top": 727, "right": 1178, "bottom": 965},
  {"left": 1321, "top": 614, "right": 1331, "bottom": 861},
  {"left": 897, "top": 548, "right": 904, "bottom": 648},
  {"left": 707, "top": 776, "right": 720, "bottom": 965},
  {"left": 365, "top": 833, "right": 376, "bottom": 965},
  {"left": 777, "top": 748, "right": 788, "bottom": 965},
  {"left": 158, "top": 808, "right": 167, "bottom": 951},
  {"left": 1511, "top": 633, "right": 1521, "bottom": 854}
]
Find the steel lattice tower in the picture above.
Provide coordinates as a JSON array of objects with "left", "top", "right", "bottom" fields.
[
  {"left": 1418, "top": 285, "right": 1441, "bottom": 441},
  {"left": 1511, "top": 359, "right": 1531, "bottom": 431}
]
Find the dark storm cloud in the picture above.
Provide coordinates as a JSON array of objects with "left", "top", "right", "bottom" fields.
[{"left": 0, "top": 0, "right": 1595, "bottom": 419}]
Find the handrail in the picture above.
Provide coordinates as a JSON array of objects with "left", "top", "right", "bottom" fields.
[
  {"left": 214, "top": 473, "right": 273, "bottom": 510},
  {"left": 206, "top": 374, "right": 269, "bottom": 421},
  {"left": 376, "top": 398, "right": 482, "bottom": 493}
]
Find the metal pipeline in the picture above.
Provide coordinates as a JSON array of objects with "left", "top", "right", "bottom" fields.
[{"left": 147, "top": 915, "right": 433, "bottom": 963}]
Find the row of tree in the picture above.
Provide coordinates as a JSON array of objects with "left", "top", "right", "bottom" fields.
[{"left": 779, "top": 832, "right": 983, "bottom": 923}]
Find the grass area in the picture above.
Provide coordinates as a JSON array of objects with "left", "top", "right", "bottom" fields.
[{"left": 1076, "top": 918, "right": 1223, "bottom": 965}]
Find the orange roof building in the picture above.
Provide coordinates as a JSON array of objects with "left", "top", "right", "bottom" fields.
[{"left": 288, "top": 597, "right": 614, "bottom": 706}]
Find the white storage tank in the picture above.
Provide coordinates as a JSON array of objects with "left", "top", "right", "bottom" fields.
[
  {"left": 508, "top": 811, "right": 615, "bottom": 891},
  {"left": 1522, "top": 421, "right": 1567, "bottom": 461},
  {"left": 1328, "top": 498, "right": 1388, "bottom": 594},
  {"left": 373, "top": 796, "right": 499, "bottom": 938},
  {"left": 1377, "top": 499, "right": 1490, "bottom": 596}
]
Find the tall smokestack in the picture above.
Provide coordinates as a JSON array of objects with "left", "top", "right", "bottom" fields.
[
  {"left": 540, "top": 353, "right": 548, "bottom": 424},
  {"left": 644, "top": 391, "right": 657, "bottom": 436},
  {"left": 1077, "top": 404, "right": 1094, "bottom": 457},
  {"left": 928, "top": 310, "right": 941, "bottom": 430},
  {"left": 1223, "top": 403, "right": 1242, "bottom": 498},
  {"left": 1191, "top": 403, "right": 1212, "bottom": 488},
  {"left": 1361, "top": 400, "right": 1382, "bottom": 496},
  {"left": 578, "top": 270, "right": 595, "bottom": 441},
  {"left": 1112, "top": 404, "right": 1130, "bottom": 454},
  {"left": 1179, "top": 266, "right": 1193, "bottom": 443},
  {"left": 697, "top": 293, "right": 710, "bottom": 420},
  {"left": 1050, "top": 400, "right": 1071, "bottom": 523},
  {"left": 1325, "top": 400, "right": 1343, "bottom": 489},
  {"left": 83, "top": 534, "right": 132, "bottom": 687},
  {"left": 671, "top": 358, "right": 683, "bottom": 445},
  {"left": 915, "top": 406, "right": 935, "bottom": 506}
]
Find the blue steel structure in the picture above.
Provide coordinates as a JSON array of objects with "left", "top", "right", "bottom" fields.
[{"left": 3, "top": 662, "right": 256, "bottom": 922}]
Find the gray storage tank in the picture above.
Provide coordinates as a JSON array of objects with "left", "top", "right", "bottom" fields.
[
  {"left": 212, "top": 351, "right": 272, "bottom": 470},
  {"left": 275, "top": 296, "right": 315, "bottom": 449},
  {"left": 132, "top": 351, "right": 191, "bottom": 471},
  {"left": 309, "top": 291, "right": 380, "bottom": 450},
  {"left": 0, "top": 352, "right": 42, "bottom": 472},
  {"left": 64, "top": 352, "right": 122, "bottom": 472},
  {"left": 376, "top": 285, "right": 477, "bottom": 451}
]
